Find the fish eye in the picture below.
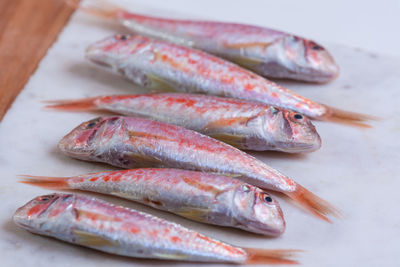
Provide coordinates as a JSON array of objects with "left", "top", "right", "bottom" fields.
[
  {"left": 311, "top": 42, "right": 324, "bottom": 51},
  {"left": 260, "top": 193, "right": 273, "bottom": 203},
  {"left": 293, "top": 113, "right": 303, "bottom": 120},
  {"left": 86, "top": 118, "right": 101, "bottom": 129},
  {"left": 117, "top": 34, "right": 129, "bottom": 41},
  {"left": 87, "top": 122, "right": 97, "bottom": 128},
  {"left": 37, "top": 195, "right": 55, "bottom": 202},
  {"left": 264, "top": 196, "right": 273, "bottom": 202}
]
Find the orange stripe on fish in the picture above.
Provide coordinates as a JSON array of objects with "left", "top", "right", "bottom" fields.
[
  {"left": 75, "top": 209, "right": 121, "bottom": 222},
  {"left": 182, "top": 177, "right": 223, "bottom": 196}
]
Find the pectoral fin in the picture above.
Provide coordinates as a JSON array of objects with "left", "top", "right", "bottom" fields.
[
  {"left": 110, "top": 191, "right": 136, "bottom": 200},
  {"left": 207, "top": 172, "right": 243, "bottom": 179},
  {"left": 152, "top": 252, "right": 191, "bottom": 260},
  {"left": 231, "top": 55, "right": 266, "bottom": 66},
  {"left": 223, "top": 42, "right": 270, "bottom": 66},
  {"left": 175, "top": 207, "right": 211, "bottom": 222},
  {"left": 224, "top": 41, "right": 271, "bottom": 49},
  {"left": 72, "top": 229, "right": 114, "bottom": 247},
  {"left": 202, "top": 115, "right": 261, "bottom": 147},
  {"left": 147, "top": 73, "right": 177, "bottom": 92},
  {"left": 124, "top": 152, "right": 164, "bottom": 168},
  {"left": 208, "top": 132, "right": 245, "bottom": 147},
  {"left": 202, "top": 116, "right": 250, "bottom": 146}
]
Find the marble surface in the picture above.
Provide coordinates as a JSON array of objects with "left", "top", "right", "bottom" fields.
[{"left": 1, "top": 2, "right": 400, "bottom": 267}]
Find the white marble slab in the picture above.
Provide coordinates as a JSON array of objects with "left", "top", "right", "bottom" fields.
[{"left": 1, "top": 2, "right": 399, "bottom": 267}]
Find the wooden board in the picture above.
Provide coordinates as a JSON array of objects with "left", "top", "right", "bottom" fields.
[{"left": 0, "top": 0, "right": 79, "bottom": 121}]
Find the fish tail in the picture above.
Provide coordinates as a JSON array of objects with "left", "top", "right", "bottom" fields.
[
  {"left": 44, "top": 97, "right": 98, "bottom": 111},
  {"left": 320, "top": 105, "right": 380, "bottom": 128},
  {"left": 243, "top": 248, "right": 301, "bottom": 265},
  {"left": 19, "top": 175, "right": 70, "bottom": 189},
  {"left": 67, "top": 0, "right": 125, "bottom": 20},
  {"left": 286, "top": 184, "right": 342, "bottom": 223}
]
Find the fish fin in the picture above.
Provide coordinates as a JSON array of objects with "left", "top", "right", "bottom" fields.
[
  {"left": 207, "top": 172, "right": 243, "bottom": 178},
  {"left": 224, "top": 41, "right": 271, "bottom": 49},
  {"left": 243, "top": 248, "right": 301, "bottom": 265},
  {"left": 72, "top": 229, "right": 114, "bottom": 247},
  {"left": 152, "top": 252, "right": 190, "bottom": 260},
  {"left": 125, "top": 151, "right": 164, "bottom": 168},
  {"left": 208, "top": 133, "right": 245, "bottom": 147},
  {"left": 228, "top": 55, "right": 265, "bottom": 66},
  {"left": 18, "top": 175, "right": 69, "bottom": 189},
  {"left": 175, "top": 207, "right": 210, "bottom": 222},
  {"left": 320, "top": 105, "right": 380, "bottom": 128},
  {"left": 286, "top": 184, "right": 342, "bottom": 223},
  {"left": 146, "top": 73, "right": 177, "bottom": 92},
  {"left": 110, "top": 191, "right": 136, "bottom": 199},
  {"left": 202, "top": 116, "right": 258, "bottom": 146},
  {"left": 44, "top": 97, "right": 99, "bottom": 111},
  {"left": 67, "top": 0, "right": 125, "bottom": 20},
  {"left": 222, "top": 41, "right": 271, "bottom": 67}
]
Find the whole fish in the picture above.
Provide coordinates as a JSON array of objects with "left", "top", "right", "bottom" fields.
[
  {"left": 46, "top": 93, "right": 321, "bottom": 152},
  {"left": 79, "top": 0, "right": 338, "bottom": 83},
  {"left": 58, "top": 116, "right": 339, "bottom": 222},
  {"left": 14, "top": 193, "right": 299, "bottom": 263},
  {"left": 86, "top": 34, "right": 374, "bottom": 127},
  {"left": 20, "top": 168, "right": 285, "bottom": 236}
]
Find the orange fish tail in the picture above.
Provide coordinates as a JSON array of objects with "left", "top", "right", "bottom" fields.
[
  {"left": 320, "top": 105, "right": 379, "bottom": 128},
  {"left": 67, "top": 0, "right": 125, "bottom": 20},
  {"left": 19, "top": 175, "right": 70, "bottom": 189},
  {"left": 45, "top": 97, "right": 98, "bottom": 111},
  {"left": 286, "top": 184, "right": 341, "bottom": 223},
  {"left": 243, "top": 248, "right": 301, "bottom": 265}
]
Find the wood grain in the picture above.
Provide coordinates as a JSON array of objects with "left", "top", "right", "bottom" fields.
[{"left": 0, "top": 0, "right": 79, "bottom": 121}]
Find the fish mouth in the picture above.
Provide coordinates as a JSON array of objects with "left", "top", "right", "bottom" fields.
[
  {"left": 58, "top": 132, "right": 96, "bottom": 158},
  {"left": 303, "top": 42, "right": 339, "bottom": 82},
  {"left": 233, "top": 220, "right": 285, "bottom": 237},
  {"left": 232, "top": 187, "right": 286, "bottom": 236},
  {"left": 85, "top": 46, "right": 115, "bottom": 70},
  {"left": 85, "top": 37, "right": 123, "bottom": 71},
  {"left": 275, "top": 112, "right": 321, "bottom": 153},
  {"left": 90, "top": 58, "right": 114, "bottom": 69},
  {"left": 14, "top": 194, "right": 61, "bottom": 224},
  {"left": 301, "top": 64, "right": 339, "bottom": 83},
  {"left": 58, "top": 118, "right": 108, "bottom": 157},
  {"left": 234, "top": 214, "right": 286, "bottom": 236},
  {"left": 277, "top": 131, "right": 321, "bottom": 152},
  {"left": 278, "top": 144, "right": 319, "bottom": 153}
]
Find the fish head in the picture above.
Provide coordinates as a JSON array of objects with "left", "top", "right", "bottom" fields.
[
  {"left": 273, "top": 35, "right": 339, "bottom": 82},
  {"left": 13, "top": 193, "right": 75, "bottom": 231},
  {"left": 85, "top": 34, "right": 149, "bottom": 70},
  {"left": 58, "top": 117, "right": 121, "bottom": 159},
  {"left": 232, "top": 184, "right": 285, "bottom": 236},
  {"left": 264, "top": 106, "right": 321, "bottom": 152}
]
